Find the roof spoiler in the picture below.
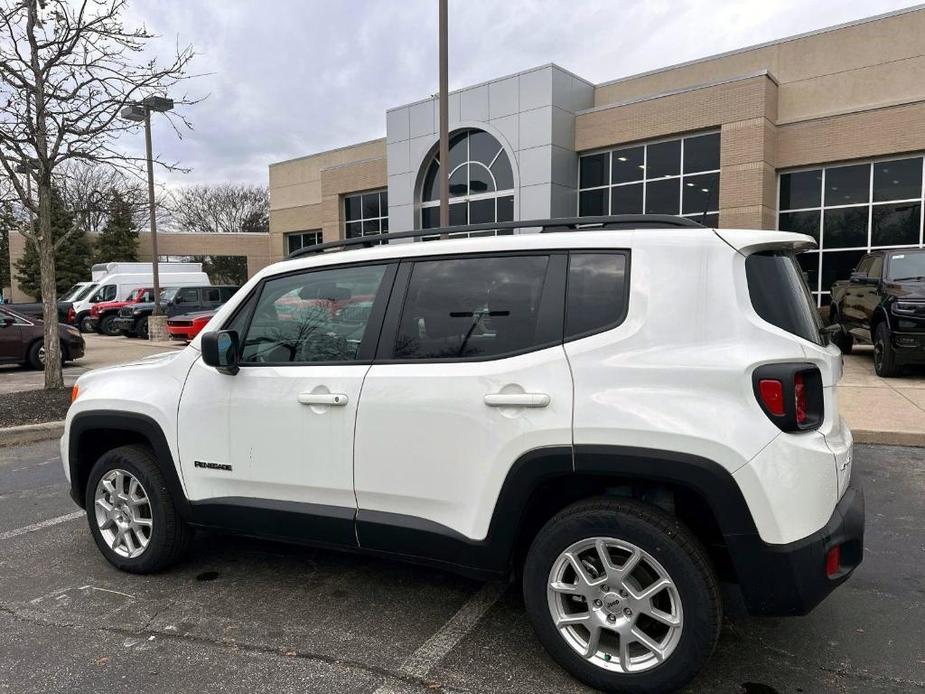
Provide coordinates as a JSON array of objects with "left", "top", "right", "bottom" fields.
[{"left": 713, "top": 228, "right": 817, "bottom": 256}]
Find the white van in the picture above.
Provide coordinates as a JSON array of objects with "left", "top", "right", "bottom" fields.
[{"left": 73, "top": 263, "right": 209, "bottom": 332}]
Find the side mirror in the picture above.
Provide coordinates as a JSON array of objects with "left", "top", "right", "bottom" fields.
[
  {"left": 0, "top": 316, "right": 13, "bottom": 328},
  {"left": 849, "top": 271, "right": 870, "bottom": 284},
  {"left": 201, "top": 330, "right": 240, "bottom": 375}
]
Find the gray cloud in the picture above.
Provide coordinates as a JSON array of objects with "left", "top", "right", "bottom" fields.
[{"left": 120, "top": 0, "right": 917, "bottom": 187}]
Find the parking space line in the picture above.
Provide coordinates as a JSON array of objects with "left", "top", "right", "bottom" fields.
[
  {"left": 0, "top": 511, "right": 83, "bottom": 541},
  {"left": 372, "top": 581, "right": 506, "bottom": 692}
]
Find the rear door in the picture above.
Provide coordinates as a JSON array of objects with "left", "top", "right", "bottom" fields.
[{"left": 353, "top": 252, "right": 573, "bottom": 552}]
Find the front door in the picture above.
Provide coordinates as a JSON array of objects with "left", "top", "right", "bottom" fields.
[
  {"left": 353, "top": 253, "right": 573, "bottom": 556},
  {"left": 177, "top": 261, "right": 395, "bottom": 545}
]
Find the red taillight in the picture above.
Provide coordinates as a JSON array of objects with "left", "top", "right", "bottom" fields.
[
  {"left": 794, "top": 372, "right": 807, "bottom": 425},
  {"left": 758, "top": 379, "right": 785, "bottom": 416},
  {"left": 67, "top": 306, "right": 76, "bottom": 323},
  {"left": 825, "top": 545, "right": 841, "bottom": 577}
]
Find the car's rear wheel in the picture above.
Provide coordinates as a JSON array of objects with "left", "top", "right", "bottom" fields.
[
  {"left": 873, "top": 322, "right": 899, "bottom": 377},
  {"left": 99, "top": 314, "right": 120, "bottom": 336},
  {"left": 85, "top": 445, "right": 190, "bottom": 573},
  {"left": 78, "top": 314, "right": 94, "bottom": 333},
  {"left": 523, "top": 498, "right": 720, "bottom": 694}
]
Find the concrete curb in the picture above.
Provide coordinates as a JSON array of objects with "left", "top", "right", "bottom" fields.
[
  {"left": 0, "top": 421, "right": 65, "bottom": 447},
  {"left": 853, "top": 429, "right": 925, "bottom": 447}
]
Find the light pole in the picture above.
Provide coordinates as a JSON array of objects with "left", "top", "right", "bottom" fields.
[
  {"left": 121, "top": 95, "right": 173, "bottom": 331},
  {"left": 438, "top": 0, "right": 449, "bottom": 238}
]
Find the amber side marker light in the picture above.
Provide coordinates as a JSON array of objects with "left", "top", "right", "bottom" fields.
[{"left": 71, "top": 384, "right": 80, "bottom": 403}]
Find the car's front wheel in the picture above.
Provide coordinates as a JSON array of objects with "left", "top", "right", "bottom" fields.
[
  {"left": 523, "top": 498, "right": 721, "bottom": 694},
  {"left": 85, "top": 445, "right": 190, "bottom": 573},
  {"left": 873, "top": 322, "right": 899, "bottom": 377},
  {"left": 134, "top": 316, "right": 149, "bottom": 340},
  {"left": 99, "top": 314, "right": 120, "bottom": 336}
]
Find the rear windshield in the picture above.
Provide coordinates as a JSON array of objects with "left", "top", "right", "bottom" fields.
[{"left": 746, "top": 251, "right": 823, "bottom": 345}]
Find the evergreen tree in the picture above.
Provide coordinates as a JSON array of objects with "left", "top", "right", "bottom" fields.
[
  {"left": 94, "top": 190, "right": 138, "bottom": 263},
  {"left": 0, "top": 202, "right": 14, "bottom": 293},
  {"left": 14, "top": 188, "right": 93, "bottom": 300}
]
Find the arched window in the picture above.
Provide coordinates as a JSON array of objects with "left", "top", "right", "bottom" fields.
[{"left": 419, "top": 129, "right": 515, "bottom": 236}]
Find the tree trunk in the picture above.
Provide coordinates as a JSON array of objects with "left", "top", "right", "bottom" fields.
[{"left": 37, "top": 179, "right": 63, "bottom": 389}]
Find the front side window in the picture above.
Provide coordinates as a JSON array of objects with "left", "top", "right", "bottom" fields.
[
  {"left": 176, "top": 288, "right": 199, "bottom": 304},
  {"left": 93, "top": 285, "right": 117, "bottom": 302},
  {"left": 392, "top": 255, "right": 550, "bottom": 360},
  {"left": 566, "top": 253, "right": 629, "bottom": 339},
  {"left": 240, "top": 264, "right": 387, "bottom": 364},
  {"left": 578, "top": 131, "right": 720, "bottom": 227},
  {"left": 74, "top": 283, "right": 98, "bottom": 302},
  {"left": 779, "top": 155, "right": 925, "bottom": 306}
]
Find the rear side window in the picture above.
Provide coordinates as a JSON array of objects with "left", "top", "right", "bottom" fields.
[
  {"left": 176, "top": 287, "right": 199, "bottom": 304},
  {"left": 746, "top": 252, "right": 823, "bottom": 345},
  {"left": 204, "top": 288, "right": 221, "bottom": 303},
  {"left": 566, "top": 252, "right": 628, "bottom": 339},
  {"left": 393, "top": 255, "right": 551, "bottom": 360}
]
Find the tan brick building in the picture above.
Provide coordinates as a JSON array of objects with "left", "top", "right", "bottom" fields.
[{"left": 269, "top": 6, "right": 925, "bottom": 307}]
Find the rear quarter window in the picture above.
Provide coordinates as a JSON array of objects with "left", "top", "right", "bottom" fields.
[
  {"left": 565, "top": 252, "right": 629, "bottom": 340},
  {"left": 746, "top": 251, "right": 823, "bottom": 345}
]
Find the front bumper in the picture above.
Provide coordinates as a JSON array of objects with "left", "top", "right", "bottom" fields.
[
  {"left": 67, "top": 338, "right": 85, "bottom": 360},
  {"left": 890, "top": 331, "right": 925, "bottom": 363},
  {"left": 728, "top": 481, "right": 865, "bottom": 616},
  {"left": 112, "top": 316, "right": 137, "bottom": 333}
]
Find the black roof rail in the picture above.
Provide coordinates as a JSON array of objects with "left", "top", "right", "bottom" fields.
[{"left": 286, "top": 214, "right": 704, "bottom": 259}]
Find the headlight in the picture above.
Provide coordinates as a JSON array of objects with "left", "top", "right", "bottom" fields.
[
  {"left": 892, "top": 300, "right": 925, "bottom": 316},
  {"left": 133, "top": 309, "right": 144, "bottom": 316}
]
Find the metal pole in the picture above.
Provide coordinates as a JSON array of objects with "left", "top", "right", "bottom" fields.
[
  {"left": 143, "top": 108, "right": 161, "bottom": 316},
  {"left": 438, "top": 0, "right": 449, "bottom": 236}
]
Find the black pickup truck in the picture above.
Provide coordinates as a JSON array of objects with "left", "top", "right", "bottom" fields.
[
  {"left": 112, "top": 285, "right": 239, "bottom": 339},
  {"left": 829, "top": 248, "right": 925, "bottom": 376}
]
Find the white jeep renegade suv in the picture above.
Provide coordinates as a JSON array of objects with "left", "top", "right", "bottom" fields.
[{"left": 62, "top": 215, "right": 863, "bottom": 693}]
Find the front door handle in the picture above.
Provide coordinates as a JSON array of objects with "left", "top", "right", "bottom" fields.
[
  {"left": 298, "top": 392, "right": 349, "bottom": 406},
  {"left": 484, "top": 393, "right": 550, "bottom": 408}
]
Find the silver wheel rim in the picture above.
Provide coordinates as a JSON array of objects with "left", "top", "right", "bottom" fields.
[
  {"left": 547, "top": 537, "right": 683, "bottom": 673},
  {"left": 37, "top": 345, "right": 45, "bottom": 364},
  {"left": 94, "top": 469, "right": 153, "bottom": 558}
]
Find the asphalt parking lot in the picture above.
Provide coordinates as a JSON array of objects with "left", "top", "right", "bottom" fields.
[{"left": 0, "top": 441, "right": 922, "bottom": 694}]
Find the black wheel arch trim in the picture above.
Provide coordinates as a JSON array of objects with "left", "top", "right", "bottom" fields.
[{"left": 67, "top": 410, "right": 192, "bottom": 519}]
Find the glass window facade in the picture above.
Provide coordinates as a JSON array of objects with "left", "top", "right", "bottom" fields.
[
  {"left": 419, "top": 129, "right": 515, "bottom": 239},
  {"left": 578, "top": 131, "right": 720, "bottom": 228},
  {"left": 286, "top": 230, "right": 322, "bottom": 255},
  {"left": 778, "top": 156, "right": 925, "bottom": 305},
  {"left": 345, "top": 189, "right": 389, "bottom": 243}
]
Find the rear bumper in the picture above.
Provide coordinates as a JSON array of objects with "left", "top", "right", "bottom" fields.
[
  {"left": 167, "top": 325, "right": 195, "bottom": 340},
  {"left": 729, "top": 481, "right": 865, "bottom": 616}
]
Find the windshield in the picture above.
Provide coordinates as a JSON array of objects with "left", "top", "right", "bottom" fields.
[
  {"left": 60, "top": 283, "right": 86, "bottom": 301},
  {"left": 72, "top": 283, "right": 97, "bottom": 302},
  {"left": 887, "top": 251, "right": 925, "bottom": 281},
  {"left": 159, "top": 288, "right": 179, "bottom": 302}
]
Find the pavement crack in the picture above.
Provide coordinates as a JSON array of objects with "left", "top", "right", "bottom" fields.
[{"left": 0, "top": 602, "right": 451, "bottom": 693}]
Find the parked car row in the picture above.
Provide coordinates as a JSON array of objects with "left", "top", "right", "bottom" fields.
[{"left": 0, "top": 305, "right": 84, "bottom": 370}]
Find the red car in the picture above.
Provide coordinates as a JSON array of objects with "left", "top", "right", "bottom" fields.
[
  {"left": 167, "top": 310, "right": 215, "bottom": 342},
  {"left": 89, "top": 287, "right": 157, "bottom": 336}
]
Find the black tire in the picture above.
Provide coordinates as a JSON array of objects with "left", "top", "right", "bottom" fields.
[
  {"left": 78, "top": 313, "right": 94, "bottom": 333},
  {"left": 873, "top": 322, "right": 900, "bottom": 377},
  {"left": 26, "top": 340, "right": 43, "bottom": 370},
  {"left": 523, "top": 498, "right": 721, "bottom": 694},
  {"left": 84, "top": 444, "right": 191, "bottom": 573},
  {"left": 99, "top": 314, "right": 119, "bottom": 336},
  {"left": 135, "top": 316, "right": 149, "bottom": 340}
]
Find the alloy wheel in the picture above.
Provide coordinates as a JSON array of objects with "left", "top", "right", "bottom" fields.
[
  {"left": 93, "top": 469, "right": 153, "bottom": 558},
  {"left": 547, "top": 537, "right": 683, "bottom": 673}
]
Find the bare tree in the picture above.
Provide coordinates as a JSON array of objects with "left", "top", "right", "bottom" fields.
[
  {"left": 57, "top": 161, "right": 147, "bottom": 234},
  {"left": 168, "top": 184, "right": 269, "bottom": 234},
  {"left": 0, "top": 0, "right": 196, "bottom": 388}
]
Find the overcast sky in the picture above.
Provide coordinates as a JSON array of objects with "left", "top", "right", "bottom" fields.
[{"left": 124, "top": 0, "right": 920, "bottom": 188}]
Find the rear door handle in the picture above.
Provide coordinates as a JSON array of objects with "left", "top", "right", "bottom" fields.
[
  {"left": 298, "top": 392, "right": 349, "bottom": 406},
  {"left": 484, "top": 393, "right": 550, "bottom": 408}
]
